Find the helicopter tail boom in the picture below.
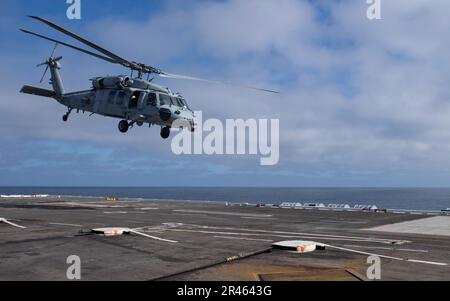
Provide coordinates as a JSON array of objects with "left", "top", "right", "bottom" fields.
[
  {"left": 20, "top": 56, "right": 65, "bottom": 99},
  {"left": 49, "top": 60, "right": 65, "bottom": 96}
]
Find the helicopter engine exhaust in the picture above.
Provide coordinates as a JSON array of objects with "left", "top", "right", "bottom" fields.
[
  {"left": 122, "top": 76, "right": 133, "bottom": 87},
  {"left": 92, "top": 76, "right": 134, "bottom": 89}
]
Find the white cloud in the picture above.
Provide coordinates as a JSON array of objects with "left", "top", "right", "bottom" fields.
[{"left": 2, "top": 0, "right": 450, "bottom": 185}]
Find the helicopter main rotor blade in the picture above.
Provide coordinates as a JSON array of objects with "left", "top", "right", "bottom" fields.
[
  {"left": 50, "top": 43, "right": 58, "bottom": 57},
  {"left": 28, "top": 16, "right": 135, "bottom": 69},
  {"left": 20, "top": 29, "right": 118, "bottom": 64},
  {"left": 24, "top": 16, "right": 279, "bottom": 93},
  {"left": 159, "top": 72, "right": 280, "bottom": 94}
]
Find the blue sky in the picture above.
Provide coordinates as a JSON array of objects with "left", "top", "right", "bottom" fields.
[{"left": 2, "top": 0, "right": 450, "bottom": 187}]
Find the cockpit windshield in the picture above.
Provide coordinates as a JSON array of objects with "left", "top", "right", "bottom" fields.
[
  {"left": 177, "top": 97, "right": 191, "bottom": 110},
  {"left": 159, "top": 93, "right": 191, "bottom": 110},
  {"left": 171, "top": 97, "right": 184, "bottom": 107}
]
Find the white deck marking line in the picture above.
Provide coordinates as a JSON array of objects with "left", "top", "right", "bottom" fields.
[
  {"left": 173, "top": 210, "right": 272, "bottom": 218},
  {"left": 398, "top": 248, "right": 429, "bottom": 253},
  {"left": 240, "top": 217, "right": 277, "bottom": 220},
  {"left": 103, "top": 211, "right": 128, "bottom": 214},
  {"left": 49, "top": 223, "right": 82, "bottom": 227},
  {"left": 310, "top": 220, "right": 367, "bottom": 224},
  {"left": 129, "top": 230, "right": 178, "bottom": 243},
  {"left": 167, "top": 229, "right": 402, "bottom": 244},
  {"left": 407, "top": 259, "right": 447, "bottom": 265},
  {"left": 343, "top": 244, "right": 429, "bottom": 253},
  {"left": 213, "top": 236, "right": 273, "bottom": 242},
  {"left": 196, "top": 225, "right": 395, "bottom": 241},
  {"left": 0, "top": 218, "right": 26, "bottom": 229},
  {"left": 180, "top": 224, "right": 405, "bottom": 244},
  {"left": 172, "top": 213, "right": 209, "bottom": 217},
  {"left": 325, "top": 244, "right": 447, "bottom": 266}
]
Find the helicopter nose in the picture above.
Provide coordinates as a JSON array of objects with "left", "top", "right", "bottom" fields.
[{"left": 159, "top": 108, "right": 172, "bottom": 121}]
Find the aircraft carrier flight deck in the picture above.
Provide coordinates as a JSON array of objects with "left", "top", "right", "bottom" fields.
[{"left": 0, "top": 196, "right": 449, "bottom": 281}]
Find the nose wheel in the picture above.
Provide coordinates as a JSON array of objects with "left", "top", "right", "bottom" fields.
[{"left": 161, "top": 126, "right": 171, "bottom": 139}]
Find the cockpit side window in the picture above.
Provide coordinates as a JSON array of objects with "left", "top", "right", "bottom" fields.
[
  {"left": 147, "top": 93, "right": 157, "bottom": 106},
  {"left": 159, "top": 94, "right": 172, "bottom": 106}
]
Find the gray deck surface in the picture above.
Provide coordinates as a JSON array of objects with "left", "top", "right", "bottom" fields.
[{"left": 1, "top": 197, "right": 449, "bottom": 281}]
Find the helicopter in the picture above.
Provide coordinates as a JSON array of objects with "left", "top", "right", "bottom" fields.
[{"left": 20, "top": 16, "right": 278, "bottom": 139}]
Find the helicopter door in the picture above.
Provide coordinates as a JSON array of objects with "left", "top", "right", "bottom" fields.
[
  {"left": 110, "top": 91, "right": 127, "bottom": 117},
  {"left": 147, "top": 93, "right": 157, "bottom": 107},
  {"left": 128, "top": 91, "right": 140, "bottom": 109},
  {"left": 137, "top": 92, "right": 147, "bottom": 110}
]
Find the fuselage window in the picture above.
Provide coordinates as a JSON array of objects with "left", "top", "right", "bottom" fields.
[
  {"left": 107, "top": 91, "right": 116, "bottom": 104},
  {"left": 159, "top": 94, "right": 172, "bottom": 106},
  {"left": 116, "top": 91, "right": 126, "bottom": 105},
  {"left": 147, "top": 93, "right": 157, "bottom": 106},
  {"left": 129, "top": 91, "right": 140, "bottom": 109}
]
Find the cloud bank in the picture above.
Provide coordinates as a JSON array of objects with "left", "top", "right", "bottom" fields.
[{"left": 1, "top": 0, "right": 450, "bottom": 186}]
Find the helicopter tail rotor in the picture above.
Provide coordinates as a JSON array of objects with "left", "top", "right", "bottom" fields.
[{"left": 37, "top": 43, "right": 62, "bottom": 83}]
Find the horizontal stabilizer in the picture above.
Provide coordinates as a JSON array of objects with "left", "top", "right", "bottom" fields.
[{"left": 20, "top": 85, "right": 56, "bottom": 98}]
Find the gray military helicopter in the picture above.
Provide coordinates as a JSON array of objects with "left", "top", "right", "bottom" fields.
[{"left": 20, "top": 16, "right": 278, "bottom": 139}]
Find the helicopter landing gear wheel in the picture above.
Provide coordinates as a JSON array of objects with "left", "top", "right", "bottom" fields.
[
  {"left": 161, "top": 126, "right": 171, "bottom": 139},
  {"left": 118, "top": 120, "right": 129, "bottom": 133},
  {"left": 62, "top": 108, "right": 72, "bottom": 122}
]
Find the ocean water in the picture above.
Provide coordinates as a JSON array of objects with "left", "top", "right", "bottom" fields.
[{"left": 1, "top": 187, "right": 450, "bottom": 211}]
